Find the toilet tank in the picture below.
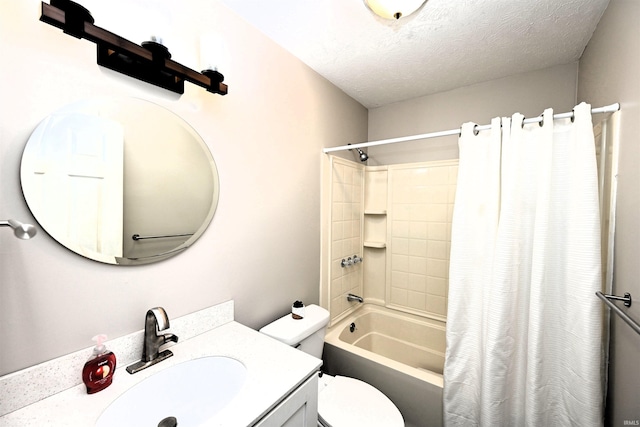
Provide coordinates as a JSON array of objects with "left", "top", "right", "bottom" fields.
[{"left": 259, "top": 304, "right": 330, "bottom": 358}]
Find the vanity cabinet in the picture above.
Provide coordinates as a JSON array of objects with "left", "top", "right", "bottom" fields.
[{"left": 254, "top": 373, "right": 319, "bottom": 427}]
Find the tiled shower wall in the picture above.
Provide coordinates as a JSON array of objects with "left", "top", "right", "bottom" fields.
[
  {"left": 329, "top": 157, "right": 364, "bottom": 321},
  {"left": 387, "top": 161, "right": 458, "bottom": 319}
]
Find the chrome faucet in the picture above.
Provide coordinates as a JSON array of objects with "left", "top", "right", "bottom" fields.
[
  {"left": 347, "top": 293, "right": 364, "bottom": 303},
  {"left": 126, "top": 307, "right": 179, "bottom": 374}
]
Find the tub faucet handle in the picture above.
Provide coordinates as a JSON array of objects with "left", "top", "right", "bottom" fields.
[
  {"left": 341, "top": 257, "right": 354, "bottom": 268},
  {"left": 352, "top": 255, "right": 363, "bottom": 264}
]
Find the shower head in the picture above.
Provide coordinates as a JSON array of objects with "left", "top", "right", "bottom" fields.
[
  {"left": 0, "top": 219, "right": 37, "bottom": 240},
  {"left": 356, "top": 148, "right": 368, "bottom": 162},
  {"left": 348, "top": 144, "right": 369, "bottom": 162}
]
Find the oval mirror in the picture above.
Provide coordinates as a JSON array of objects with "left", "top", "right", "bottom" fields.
[{"left": 21, "top": 97, "right": 219, "bottom": 265}]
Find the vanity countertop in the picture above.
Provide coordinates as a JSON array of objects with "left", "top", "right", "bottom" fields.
[{"left": 0, "top": 321, "right": 322, "bottom": 426}]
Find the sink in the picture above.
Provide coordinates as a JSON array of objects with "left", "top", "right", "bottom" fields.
[{"left": 96, "top": 356, "right": 247, "bottom": 427}]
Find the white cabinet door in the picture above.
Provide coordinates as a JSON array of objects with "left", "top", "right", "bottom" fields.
[{"left": 253, "top": 373, "right": 318, "bottom": 427}]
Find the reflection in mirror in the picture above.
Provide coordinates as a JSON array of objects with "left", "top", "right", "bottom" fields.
[{"left": 21, "top": 97, "right": 219, "bottom": 265}]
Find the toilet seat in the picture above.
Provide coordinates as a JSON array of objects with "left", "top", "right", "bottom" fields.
[{"left": 317, "top": 375, "right": 404, "bottom": 427}]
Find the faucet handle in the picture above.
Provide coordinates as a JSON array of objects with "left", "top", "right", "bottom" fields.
[
  {"left": 149, "top": 307, "right": 170, "bottom": 331},
  {"left": 162, "top": 333, "right": 179, "bottom": 345}
]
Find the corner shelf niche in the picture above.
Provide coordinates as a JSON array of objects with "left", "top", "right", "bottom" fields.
[
  {"left": 364, "top": 211, "right": 387, "bottom": 248},
  {"left": 363, "top": 167, "right": 388, "bottom": 249},
  {"left": 364, "top": 241, "right": 386, "bottom": 249},
  {"left": 362, "top": 166, "right": 388, "bottom": 304}
]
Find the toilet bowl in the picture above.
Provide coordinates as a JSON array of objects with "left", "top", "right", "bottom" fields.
[{"left": 259, "top": 304, "right": 404, "bottom": 427}]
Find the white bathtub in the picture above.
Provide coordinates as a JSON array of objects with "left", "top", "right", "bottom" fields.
[{"left": 323, "top": 304, "right": 444, "bottom": 427}]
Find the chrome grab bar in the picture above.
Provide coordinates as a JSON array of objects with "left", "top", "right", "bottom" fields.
[
  {"left": 596, "top": 291, "right": 640, "bottom": 335},
  {"left": 132, "top": 233, "right": 193, "bottom": 241}
]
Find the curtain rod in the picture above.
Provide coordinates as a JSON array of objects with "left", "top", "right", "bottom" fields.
[{"left": 323, "top": 103, "right": 620, "bottom": 153}]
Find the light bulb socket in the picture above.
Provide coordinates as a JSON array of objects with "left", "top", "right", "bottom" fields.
[
  {"left": 202, "top": 69, "right": 225, "bottom": 84},
  {"left": 142, "top": 41, "right": 172, "bottom": 65},
  {"left": 50, "top": 0, "right": 94, "bottom": 38}
]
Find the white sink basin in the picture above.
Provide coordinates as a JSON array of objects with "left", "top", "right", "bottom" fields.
[{"left": 96, "top": 356, "right": 247, "bottom": 427}]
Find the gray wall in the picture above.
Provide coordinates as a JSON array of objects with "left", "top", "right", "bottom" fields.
[
  {"left": 0, "top": 0, "right": 368, "bottom": 376},
  {"left": 578, "top": 0, "right": 640, "bottom": 425},
  {"left": 367, "top": 63, "right": 578, "bottom": 164}
]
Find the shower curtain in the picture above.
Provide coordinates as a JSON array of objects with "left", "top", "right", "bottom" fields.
[{"left": 443, "top": 102, "right": 603, "bottom": 426}]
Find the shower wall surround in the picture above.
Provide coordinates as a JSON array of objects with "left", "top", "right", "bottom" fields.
[
  {"left": 328, "top": 116, "right": 618, "bottom": 324},
  {"left": 328, "top": 157, "right": 365, "bottom": 321},
  {"left": 324, "top": 156, "right": 457, "bottom": 323},
  {"left": 387, "top": 161, "right": 457, "bottom": 319}
]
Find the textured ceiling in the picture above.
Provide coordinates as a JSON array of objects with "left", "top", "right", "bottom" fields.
[{"left": 219, "top": 0, "right": 610, "bottom": 108}]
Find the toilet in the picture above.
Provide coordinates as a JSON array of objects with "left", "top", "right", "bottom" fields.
[{"left": 259, "top": 304, "right": 404, "bottom": 427}]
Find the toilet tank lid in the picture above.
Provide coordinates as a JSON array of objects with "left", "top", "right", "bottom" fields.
[{"left": 259, "top": 304, "right": 330, "bottom": 346}]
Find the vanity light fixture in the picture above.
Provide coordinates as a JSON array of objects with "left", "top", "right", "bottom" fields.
[
  {"left": 39, "top": 0, "right": 228, "bottom": 96},
  {"left": 363, "top": 0, "right": 427, "bottom": 20},
  {"left": 0, "top": 219, "right": 37, "bottom": 240}
]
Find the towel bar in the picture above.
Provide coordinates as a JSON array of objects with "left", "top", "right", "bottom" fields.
[
  {"left": 596, "top": 291, "right": 640, "bottom": 335},
  {"left": 132, "top": 233, "right": 193, "bottom": 241}
]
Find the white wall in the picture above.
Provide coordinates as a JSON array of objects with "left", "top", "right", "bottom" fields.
[
  {"left": 0, "top": 0, "right": 367, "bottom": 375},
  {"left": 367, "top": 63, "right": 578, "bottom": 165},
  {"left": 578, "top": 1, "right": 640, "bottom": 425}
]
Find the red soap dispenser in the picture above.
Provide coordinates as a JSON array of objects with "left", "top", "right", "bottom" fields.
[{"left": 82, "top": 334, "right": 116, "bottom": 394}]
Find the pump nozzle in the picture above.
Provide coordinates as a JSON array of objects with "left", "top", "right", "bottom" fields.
[{"left": 92, "top": 334, "right": 108, "bottom": 354}]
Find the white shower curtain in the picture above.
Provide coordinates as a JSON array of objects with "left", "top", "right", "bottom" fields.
[{"left": 444, "top": 102, "right": 604, "bottom": 426}]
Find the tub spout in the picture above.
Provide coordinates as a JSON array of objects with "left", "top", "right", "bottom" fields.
[{"left": 347, "top": 293, "right": 364, "bottom": 303}]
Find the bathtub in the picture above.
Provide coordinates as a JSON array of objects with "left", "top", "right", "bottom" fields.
[{"left": 322, "top": 304, "right": 444, "bottom": 427}]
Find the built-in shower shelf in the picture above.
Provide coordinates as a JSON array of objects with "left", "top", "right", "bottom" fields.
[
  {"left": 364, "top": 212, "right": 386, "bottom": 247},
  {"left": 364, "top": 241, "right": 386, "bottom": 248}
]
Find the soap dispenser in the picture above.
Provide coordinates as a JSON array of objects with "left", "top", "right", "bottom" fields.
[{"left": 82, "top": 334, "right": 116, "bottom": 394}]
